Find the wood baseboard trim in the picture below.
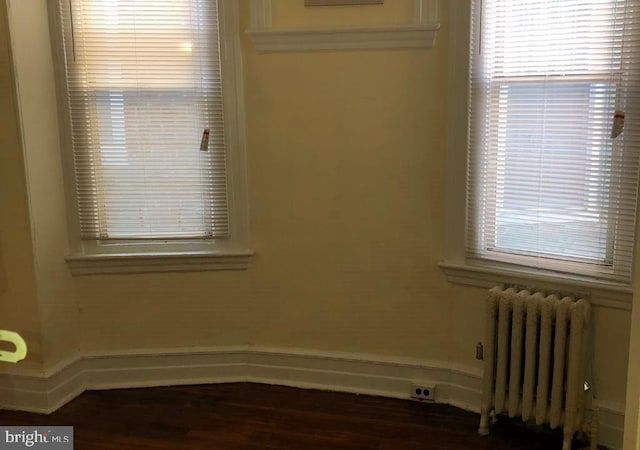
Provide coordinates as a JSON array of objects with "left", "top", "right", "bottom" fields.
[{"left": 0, "top": 346, "right": 623, "bottom": 449}]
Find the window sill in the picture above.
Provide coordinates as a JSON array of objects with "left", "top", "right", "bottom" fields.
[
  {"left": 438, "top": 260, "right": 632, "bottom": 311},
  {"left": 66, "top": 250, "right": 255, "bottom": 275}
]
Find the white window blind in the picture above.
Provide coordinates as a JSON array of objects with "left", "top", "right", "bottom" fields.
[
  {"left": 58, "top": 0, "right": 229, "bottom": 240},
  {"left": 467, "top": 0, "right": 640, "bottom": 282}
]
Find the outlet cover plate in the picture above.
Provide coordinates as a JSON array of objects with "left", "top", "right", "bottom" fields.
[{"left": 410, "top": 383, "right": 436, "bottom": 401}]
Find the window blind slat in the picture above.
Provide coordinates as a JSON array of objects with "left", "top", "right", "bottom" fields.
[
  {"left": 467, "top": 0, "right": 640, "bottom": 282},
  {"left": 59, "top": 0, "right": 229, "bottom": 240}
]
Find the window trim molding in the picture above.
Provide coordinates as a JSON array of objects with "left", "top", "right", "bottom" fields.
[
  {"left": 246, "top": 0, "right": 440, "bottom": 52},
  {"left": 66, "top": 250, "right": 254, "bottom": 275},
  {"left": 439, "top": 0, "right": 634, "bottom": 310},
  {"left": 49, "top": 0, "right": 253, "bottom": 275},
  {"left": 443, "top": 0, "right": 470, "bottom": 267},
  {"left": 438, "top": 261, "right": 632, "bottom": 311}
]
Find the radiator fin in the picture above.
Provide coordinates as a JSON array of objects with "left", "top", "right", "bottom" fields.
[{"left": 522, "top": 293, "right": 541, "bottom": 420}]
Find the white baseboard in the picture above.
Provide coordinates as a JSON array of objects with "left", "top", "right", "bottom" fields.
[
  {"left": 592, "top": 399, "right": 625, "bottom": 450},
  {"left": 0, "top": 346, "right": 624, "bottom": 449}
]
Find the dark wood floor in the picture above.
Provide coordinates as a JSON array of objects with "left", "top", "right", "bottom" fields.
[{"left": 0, "top": 383, "right": 572, "bottom": 449}]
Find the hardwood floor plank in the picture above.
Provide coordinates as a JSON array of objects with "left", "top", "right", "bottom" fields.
[{"left": 0, "top": 383, "right": 568, "bottom": 449}]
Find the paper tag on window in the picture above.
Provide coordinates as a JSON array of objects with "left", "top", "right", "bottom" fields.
[
  {"left": 200, "top": 128, "right": 210, "bottom": 151},
  {"left": 611, "top": 111, "right": 625, "bottom": 139}
]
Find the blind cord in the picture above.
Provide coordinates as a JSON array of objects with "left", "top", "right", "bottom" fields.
[{"left": 68, "top": 0, "right": 76, "bottom": 62}]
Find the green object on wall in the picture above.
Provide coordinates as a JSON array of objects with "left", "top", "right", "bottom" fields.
[{"left": 0, "top": 330, "right": 27, "bottom": 363}]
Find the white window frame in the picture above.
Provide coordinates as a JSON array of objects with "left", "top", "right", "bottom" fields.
[
  {"left": 48, "top": 0, "right": 253, "bottom": 275},
  {"left": 247, "top": 0, "right": 440, "bottom": 52},
  {"left": 439, "top": 0, "right": 634, "bottom": 310}
]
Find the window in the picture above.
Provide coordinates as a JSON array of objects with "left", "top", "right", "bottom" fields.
[
  {"left": 466, "top": 0, "right": 640, "bottom": 283},
  {"left": 52, "top": 0, "right": 251, "bottom": 273}
]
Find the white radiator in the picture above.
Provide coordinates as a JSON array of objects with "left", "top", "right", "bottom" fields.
[{"left": 478, "top": 286, "right": 591, "bottom": 450}]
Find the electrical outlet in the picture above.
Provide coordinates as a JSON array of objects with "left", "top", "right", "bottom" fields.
[{"left": 410, "top": 383, "right": 435, "bottom": 401}]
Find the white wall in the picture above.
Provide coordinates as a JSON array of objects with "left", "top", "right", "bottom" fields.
[
  {"left": 6, "top": 0, "right": 79, "bottom": 371},
  {"left": 0, "top": 0, "right": 43, "bottom": 376}
]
